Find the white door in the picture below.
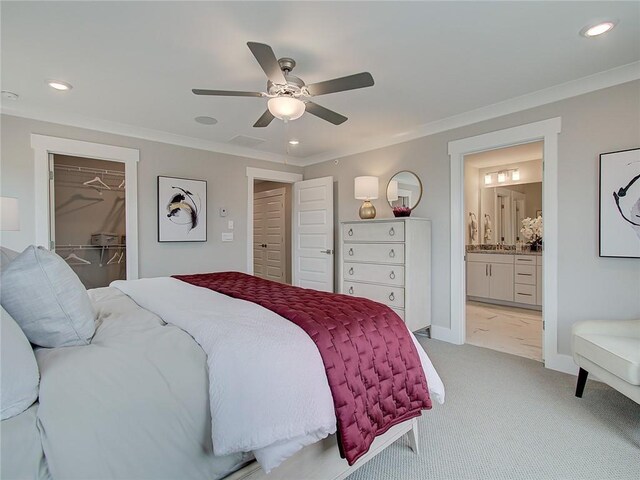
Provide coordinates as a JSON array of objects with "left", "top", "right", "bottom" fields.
[
  {"left": 293, "top": 176, "right": 334, "bottom": 291},
  {"left": 253, "top": 188, "right": 286, "bottom": 283}
]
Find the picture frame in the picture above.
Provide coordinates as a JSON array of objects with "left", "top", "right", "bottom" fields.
[
  {"left": 599, "top": 148, "right": 640, "bottom": 258},
  {"left": 158, "top": 176, "right": 207, "bottom": 242}
]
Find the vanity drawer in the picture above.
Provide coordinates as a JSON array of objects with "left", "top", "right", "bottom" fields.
[
  {"left": 343, "top": 281, "right": 405, "bottom": 308},
  {"left": 343, "top": 243, "right": 405, "bottom": 264},
  {"left": 466, "top": 253, "right": 514, "bottom": 264},
  {"left": 515, "top": 255, "right": 536, "bottom": 265},
  {"left": 514, "top": 283, "right": 536, "bottom": 305},
  {"left": 515, "top": 265, "right": 536, "bottom": 285},
  {"left": 343, "top": 221, "right": 405, "bottom": 242},
  {"left": 344, "top": 263, "right": 405, "bottom": 286}
]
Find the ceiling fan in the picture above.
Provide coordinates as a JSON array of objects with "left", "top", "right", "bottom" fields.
[{"left": 192, "top": 42, "right": 374, "bottom": 128}]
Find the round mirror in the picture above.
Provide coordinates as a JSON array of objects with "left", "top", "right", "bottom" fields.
[{"left": 386, "top": 171, "right": 423, "bottom": 210}]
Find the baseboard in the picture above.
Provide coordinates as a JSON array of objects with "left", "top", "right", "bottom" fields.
[
  {"left": 544, "top": 353, "right": 578, "bottom": 376},
  {"left": 430, "top": 325, "right": 462, "bottom": 344}
]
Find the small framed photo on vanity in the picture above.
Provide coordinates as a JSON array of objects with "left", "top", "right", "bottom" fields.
[
  {"left": 158, "top": 176, "right": 207, "bottom": 242},
  {"left": 599, "top": 148, "right": 640, "bottom": 258}
]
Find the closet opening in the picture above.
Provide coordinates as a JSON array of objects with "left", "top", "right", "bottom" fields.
[
  {"left": 253, "top": 180, "right": 292, "bottom": 284},
  {"left": 463, "top": 141, "right": 544, "bottom": 362},
  {"left": 51, "top": 154, "right": 127, "bottom": 288}
]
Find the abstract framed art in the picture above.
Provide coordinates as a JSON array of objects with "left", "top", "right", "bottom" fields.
[
  {"left": 158, "top": 176, "right": 207, "bottom": 242},
  {"left": 599, "top": 148, "right": 640, "bottom": 258}
]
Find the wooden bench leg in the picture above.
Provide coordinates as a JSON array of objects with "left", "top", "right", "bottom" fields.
[
  {"left": 407, "top": 418, "right": 420, "bottom": 455},
  {"left": 575, "top": 367, "right": 588, "bottom": 398}
]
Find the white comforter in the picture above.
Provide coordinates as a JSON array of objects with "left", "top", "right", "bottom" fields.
[{"left": 113, "top": 277, "right": 445, "bottom": 472}]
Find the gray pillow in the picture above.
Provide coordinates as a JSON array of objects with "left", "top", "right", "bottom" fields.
[
  {"left": 0, "top": 245, "right": 96, "bottom": 347},
  {"left": 0, "top": 246, "right": 20, "bottom": 271},
  {"left": 1, "top": 306, "right": 39, "bottom": 420}
]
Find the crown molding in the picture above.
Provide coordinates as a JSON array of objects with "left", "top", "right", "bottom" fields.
[
  {"left": 0, "top": 105, "right": 305, "bottom": 167},
  {"left": 298, "top": 61, "right": 640, "bottom": 166},
  {"left": 2, "top": 61, "right": 638, "bottom": 169}
]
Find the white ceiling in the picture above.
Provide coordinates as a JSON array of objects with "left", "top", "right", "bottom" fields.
[
  {"left": 2, "top": 2, "right": 639, "bottom": 165},
  {"left": 465, "top": 141, "right": 543, "bottom": 168}
]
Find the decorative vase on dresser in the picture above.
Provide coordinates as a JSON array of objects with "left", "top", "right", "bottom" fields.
[{"left": 340, "top": 218, "right": 431, "bottom": 335}]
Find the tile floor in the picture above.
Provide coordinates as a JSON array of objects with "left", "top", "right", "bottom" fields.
[{"left": 465, "top": 301, "right": 543, "bottom": 362}]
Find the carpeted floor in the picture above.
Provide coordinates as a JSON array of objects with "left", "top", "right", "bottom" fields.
[{"left": 347, "top": 339, "right": 640, "bottom": 480}]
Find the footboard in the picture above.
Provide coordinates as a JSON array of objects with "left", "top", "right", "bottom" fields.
[{"left": 226, "top": 418, "right": 420, "bottom": 480}]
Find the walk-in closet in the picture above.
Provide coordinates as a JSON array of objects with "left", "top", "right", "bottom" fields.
[{"left": 52, "top": 155, "right": 126, "bottom": 289}]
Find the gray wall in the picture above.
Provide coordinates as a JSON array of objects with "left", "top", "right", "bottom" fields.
[
  {"left": 304, "top": 80, "right": 640, "bottom": 355},
  {"left": 0, "top": 114, "right": 302, "bottom": 278}
]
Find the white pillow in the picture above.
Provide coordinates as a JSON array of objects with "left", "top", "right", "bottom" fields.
[
  {"left": 1, "top": 306, "right": 39, "bottom": 420},
  {"left": 0, "top": 245, "right": 96, "bottom": 348}
]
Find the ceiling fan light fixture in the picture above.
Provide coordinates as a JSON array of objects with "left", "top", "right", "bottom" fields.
[
  {"left": 47, "top": 80, "right": 73, "bottom": 91},
  {"left": 268, "top": 96, "right": 305, "bottom": 121},
  {"left": 288, "top": 139, "right": 300, "bottom": 145}
]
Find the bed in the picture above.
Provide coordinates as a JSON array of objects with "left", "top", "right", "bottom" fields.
[{"left": 1, "top": 266, "right": 444, "bottom": 480}]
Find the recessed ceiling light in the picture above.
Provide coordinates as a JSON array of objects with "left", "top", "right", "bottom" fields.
[
  {"left": 288, "top": 139, "right": 300, "bottom": 145},
  {"left": 1, "top": 91, "right": 19, "bottom": 100},
  {"left": 195, "top": 116, "right": 218, "bottom": 125},
  {"left": 47, "top": 80, "right": 73, "bottom": 91},
  {"left": 580, "top": 21, "right": 617, "bottom": 38}
]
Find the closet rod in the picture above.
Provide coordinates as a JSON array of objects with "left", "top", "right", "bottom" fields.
[{"left": 54, "top": 164, "right": 125, "bottom": 177}]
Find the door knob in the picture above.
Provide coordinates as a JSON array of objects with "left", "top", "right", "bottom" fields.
[
  {"left": 389, "top": 249, "right": 395, "bottom": 258},
  {"left": 348, "top": 286, "right": 354, "bottom": 294},
  {"left": 389, "top": 271, "right": 395, "bottom": 279},
  {"left": 389, "top": 292, "right": 395, "bottom": 301},
  {"left": 348, "top": 228, "right": 353, "bottom": 236},
  {"left": 321, "top": 249, "right": 333, "bottom": 254},
  {"left": 389, "top": 227, "right": 395, "bottom": 236},
  {"left": 349, "top": 267, "right": 354, "bottom": 275},
  {"left": 348, "top": 248, "right": 354, "bottom": 256}
]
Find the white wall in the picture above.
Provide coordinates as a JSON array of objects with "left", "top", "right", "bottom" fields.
[
  {"left": 0, "top": 114, "right": 302, "bottom": 278},
  {"left": 303, "top": 80, "right": 640, "bottom": 355}
]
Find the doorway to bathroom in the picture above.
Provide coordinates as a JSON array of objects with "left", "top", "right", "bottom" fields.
[{"left": 463, "top": 141, "right": 544, "bottom": 361}]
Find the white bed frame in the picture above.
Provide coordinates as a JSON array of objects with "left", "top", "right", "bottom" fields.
[{"left": 226, "top": 417, "right": 419, "bottom": 480}]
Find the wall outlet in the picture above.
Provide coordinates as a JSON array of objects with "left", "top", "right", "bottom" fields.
[
  {"left": 228, "top": 220, "right": 234, "bottom": 230},
  {"left": 219, "top": 207, "right": 228, "bottom": 217},
  {"left": 221, "top": 232, "right": 234, "bottom": 242}
]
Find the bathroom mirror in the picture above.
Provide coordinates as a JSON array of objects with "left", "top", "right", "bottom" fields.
[{"left": 386, "top": 171, "right": 423, "bottom": 209}]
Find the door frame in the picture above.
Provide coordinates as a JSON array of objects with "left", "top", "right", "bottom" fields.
[
  {"left": 31, "top": 134, "right": 140, "bottom": 280},
  {"left": 448, "top": 117, "right": 576, "bottom": 375},
  {"left": 246, "top": 167, "right": 302, "bottom": 275}
]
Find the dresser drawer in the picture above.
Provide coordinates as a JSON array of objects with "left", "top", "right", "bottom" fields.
[
  {"left": 343, "top": 281, "right": 405, "bottom": 308},
  {"left": 344, "top": 263, "right": 405, "bottom": 286},
  {"left": 343, "top": 221, "right": 405, "bottom": 242},
  {"left": 514, "top": 265, "right": 536, "bottom": 285},
  {"left": 514, "top": 283, "right": 536, "bottom": 305},
  {"left": 343, "top": 243, "right": 405, "bottom": 264}
]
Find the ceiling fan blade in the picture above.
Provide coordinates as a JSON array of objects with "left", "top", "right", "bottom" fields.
[
  {"left": 306, "top": 72, "right": 374, "bottom": 96},
  {"left": 304, "top": 102, "right": 348, "bottom": 125},
  {"left": 247, "top": 42, "right": 287, "bottom": 85},
  {"left": 192, "top": 89, "right": 263, "bottom": 97},
  {"left": 253, "top": 109, "right": 275, "bottom": 128}
]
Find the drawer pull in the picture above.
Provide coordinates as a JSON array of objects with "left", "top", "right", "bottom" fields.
[
  {"left": 348, "top": 228, "right": 353, "bottom": 236},
  {"left": 518, "top": 293, "right": 533, "bottom": 297},
  {"left": 348, "top": 267, "right": 354, "bottom": 275},
  {"left": 517, "top": 273, "right": 533, "bottom": 276},
  {"left": 389, "top": 249, "right": 395, "bottom": 258},
  {"left": 348, "top": 286, "right": 354, "bottom": 294},
  {"left": 389, "top": 227, "right": 395, "bottom": 236},
  {"left": 348, "top": 248, "right": 354, "bottom": 256},
  {"left": 389, "top": 292, "right": 395, "bottom": 302},
  {"left": 389, "top": 271, "right": 395, "bottom": 280}
]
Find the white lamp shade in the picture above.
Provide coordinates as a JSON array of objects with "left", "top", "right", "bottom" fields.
[
  {"left": 0, "top": 197, "right": 20, "bottom": 231},
  {"left": 484, "top": 174, "right": 493, "bottom": 185},
  {"left": 387, "top": 180, "right": 399, "bottom": 201},
  {"left": 267, "top": 97, "right": 306, "bottom": 121},
  {"left": 512, "top": 169, "right": 520, "bottom": 181},
  {"left": 355, "top": 176, "right": 379, "bottom": 200},
  {"left": 497, "top": 172, "right": 506, "bottom": 183}
]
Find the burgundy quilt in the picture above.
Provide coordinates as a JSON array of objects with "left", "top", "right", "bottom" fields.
[{"left": 173, "top": 271, "right": 431, "bottom": 465}]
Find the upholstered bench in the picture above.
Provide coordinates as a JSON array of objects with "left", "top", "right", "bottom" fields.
[{"left": 571, "top": 319, "right": 640, "bottom": 404}]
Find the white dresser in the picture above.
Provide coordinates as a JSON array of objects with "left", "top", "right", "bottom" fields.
[{"left": 340, "top": 218, "right": 431, "bottom": 334}]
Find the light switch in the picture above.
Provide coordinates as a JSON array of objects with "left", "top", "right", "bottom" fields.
[
  {"left": 228, "top": 220, "right": 234, "bottom": 230},
  {"left": 221, "top": 232, "right": 234, "bottom": 242}
]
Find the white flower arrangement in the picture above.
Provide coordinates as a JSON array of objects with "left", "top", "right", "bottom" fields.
[{"left": 520, "top": 216, "right": 543, "bottom": 246}]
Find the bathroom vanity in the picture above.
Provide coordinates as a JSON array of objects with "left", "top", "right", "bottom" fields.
[{"left": 466, "top": 250, "right": 542, "bottom": 310}]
